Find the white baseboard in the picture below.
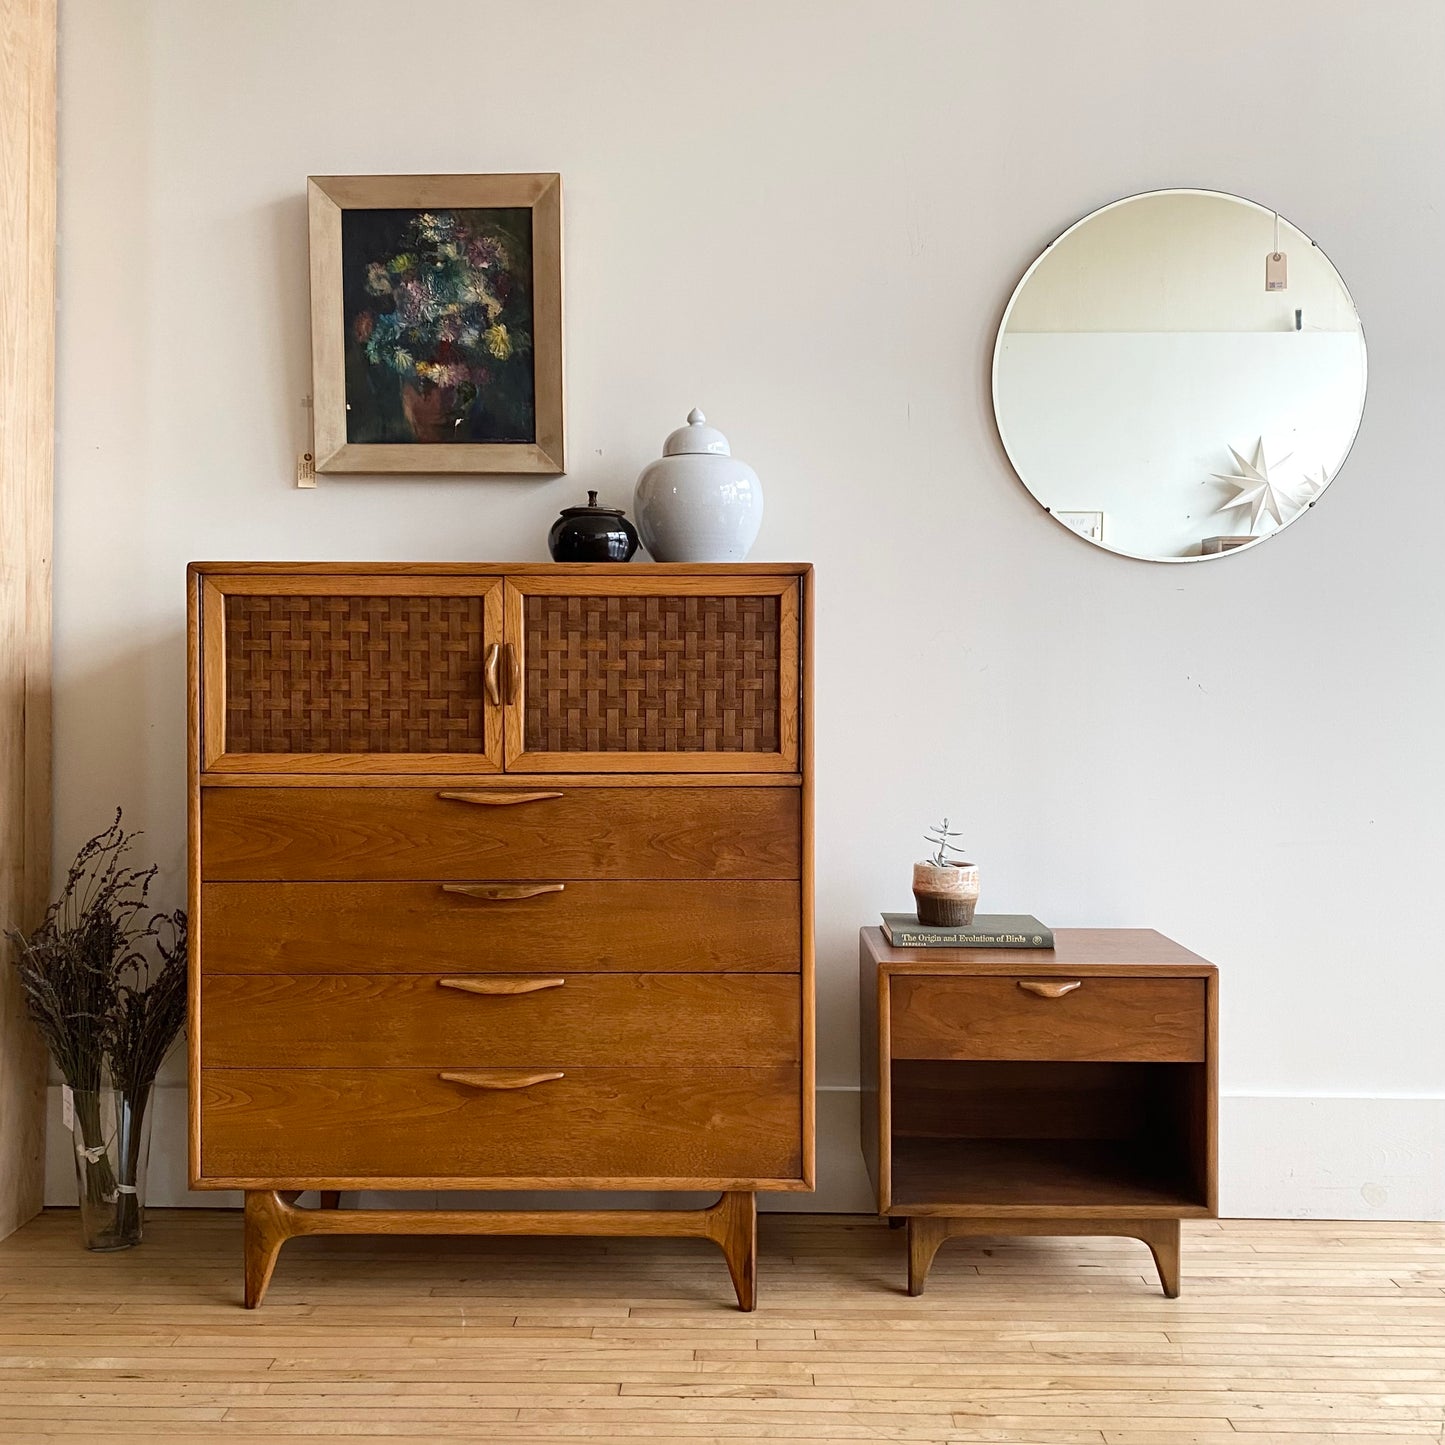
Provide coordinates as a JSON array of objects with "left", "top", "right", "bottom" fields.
[{"left": 45, "top": 1084, "right": 1445, "bottom": 1220}]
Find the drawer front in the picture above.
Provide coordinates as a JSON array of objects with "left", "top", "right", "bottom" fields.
[
  {"left": 201, "top": 787, "right": 800, "bottom": 881},
  {"left": 202, "top": 973, "right": 801, "bottom": 1068},
  {"left": 199, "top": 1066, "right": 802, "bottom": 1184},
  {"left": 890, "top": 976, "right": 1207, "bottom": 1063},
  {"left": 201, "top": 879, "right": 800, "bottom": 973}
]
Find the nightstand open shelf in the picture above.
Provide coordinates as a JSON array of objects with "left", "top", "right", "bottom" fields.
[
  {"left": 861, "top": 929, "right": 1218, "bottom": 1298},
  {"left": 889, "top": 1058, "right": 1212, "bottom": 1216}
]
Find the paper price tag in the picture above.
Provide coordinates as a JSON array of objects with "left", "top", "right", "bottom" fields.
[
  {"left": 62, "top": 1085, "right": 74, "bottom": 1133},
  {"left": 1266, "top": 251, "right": 1288, "bottom": 291}
]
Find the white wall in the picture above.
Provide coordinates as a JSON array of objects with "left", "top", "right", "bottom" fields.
[{"left": 49, "top": 0, "right": 1445, "bottom": 1218}]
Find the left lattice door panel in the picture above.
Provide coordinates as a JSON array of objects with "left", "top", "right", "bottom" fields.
[{"left": 198, "top": 575, "right": 505, "bottom": 773}]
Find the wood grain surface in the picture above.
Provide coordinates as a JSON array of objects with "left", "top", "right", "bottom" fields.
[
  {"left": 199, "top": 878, "right": 801, "bottom": 973},
  {"left": 201, "top": 973, "right": 802, "bottom": 1068},
  {"left": 890, "top": 976, "right": 1207, "bottom": 1063},
  {"left": 0, "top": 0, "right": 54, "bottom": 1244},
  {"left": 201, "top": 787, "right": 801, "bottom": 881},
  {"left": 200, "top": 1067, "right": 803, "bottom": 1185},
  {"left": 2, "top": 1209, "right": 1442, "bottom": 1441}
]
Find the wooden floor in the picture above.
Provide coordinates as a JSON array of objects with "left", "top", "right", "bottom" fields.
[{"left": 0, "top": 1210, "right": 1442, "bottom": 1443}]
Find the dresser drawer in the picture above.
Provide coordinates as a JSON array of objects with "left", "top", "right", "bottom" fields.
[
  {"left": 890, "top": 976, "right": 1206, "bottom": 1063},
  {"left": 201, "top": 879, "right": 799, "bottom": 973},
  {"left": 202, "top": 973, "right": 801, "bottom": 1068},
  {"left": 201, "top": 787, "right": 800, "bottom": 881},
  {"left": 199, "top": 1066, "right": 802, "bottom": 1184}
]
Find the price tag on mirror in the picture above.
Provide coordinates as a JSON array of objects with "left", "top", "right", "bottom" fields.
[{"left": 1266, "top": 251, "right": 1288, "bottom": 291}]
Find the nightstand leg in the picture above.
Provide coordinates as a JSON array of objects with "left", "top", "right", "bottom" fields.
[
  {"left": 318, "top": 1192, "right": 340, "bottom": 1210},
  {"left": 1141, "top": 1217, "right": 1182, "bottom": 1298},
  {"left": 907, "top": 1217, "right": 947, "bottom": 1296}
]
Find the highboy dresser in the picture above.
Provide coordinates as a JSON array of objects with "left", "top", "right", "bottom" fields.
[{"left": 188, "top": 563, "right": 814, "bottom": 1309}]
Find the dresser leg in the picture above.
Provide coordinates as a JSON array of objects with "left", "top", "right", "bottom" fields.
[
  {"left": 1140, "top": 1217, "right": 1182, "bottom": 1298},
  {"left": 243, "top": 1190, "right": 290, "bottom": 1309},
  {"left": 708, "top": 1191, "right": 757, "bottom": 1312},
  {"left": 907, "top": 1217, "right": 948, "bottom": 1296}
]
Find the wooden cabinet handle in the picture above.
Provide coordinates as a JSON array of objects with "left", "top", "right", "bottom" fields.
[
  {"left": 435, "top": 791, "right": 562, "bottom": 806},
  {"left": 504, "top": 642, "right": 521, "bottom": 704},
  {"left": 437, "top": 976, "right": 565, "bottom": 996},
  {"left": 483, "top": 644, "right": 502, "bottom": 707},
  {"left": 440, "top": 1070, "right": 564, "bottom": 1091},
  {"left": 1017, "top": 979, "right": 1083, "bottom": 999},
  {"left": 441, "top": 883, "right": 565, "bottom": 901}
]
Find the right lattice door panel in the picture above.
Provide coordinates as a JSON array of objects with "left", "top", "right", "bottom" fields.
[{"left": 503, "top": 576, "right": 800, "bottom": 772}]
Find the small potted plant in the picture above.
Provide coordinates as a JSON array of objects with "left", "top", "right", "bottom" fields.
[{"left": 912, "top": 818, "right": 980, "bottom": 926}]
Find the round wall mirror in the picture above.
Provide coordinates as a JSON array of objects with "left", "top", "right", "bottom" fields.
[{"left": 992, "top": 190, "right": 1366, "bottom": 562}]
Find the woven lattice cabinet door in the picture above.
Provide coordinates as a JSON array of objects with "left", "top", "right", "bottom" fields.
[
  {"left": 503, "top": 578, "right": 799, "bottom": 773},
  {"left": 200, "top": 576, "right": 505, "bottom": 773}
]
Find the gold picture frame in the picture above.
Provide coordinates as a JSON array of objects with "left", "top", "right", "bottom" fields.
[{"left": 307, "top": 173, "right": 563, "bottom": 475}]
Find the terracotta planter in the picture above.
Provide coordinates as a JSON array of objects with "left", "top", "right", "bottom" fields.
[{"left": 912, "top": 860, "right": 980, "bottom": 927}]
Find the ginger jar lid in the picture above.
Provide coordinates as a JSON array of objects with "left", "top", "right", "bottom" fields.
[{"left": 662, "top": 407, "right": 732, "bottom": 457}]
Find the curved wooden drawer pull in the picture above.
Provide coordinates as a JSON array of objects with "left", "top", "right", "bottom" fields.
[
  {"left": 482, "top": 644, "right": 502, "bottom": 707},
  {"left": 436, "top": 791, "right": 562, "bottom": 806},
  {"left": 1017, "top": 979, "right": 1083, "bottom": 999},
  {"left": 437, "top": 977, "right": 565, "bottom": 996},
  {"left": 441, "top": 1070, "right": 564, "bottom": 1091},
  {"left": 441, "top": 883, "right": 565, "bottom": 902}
]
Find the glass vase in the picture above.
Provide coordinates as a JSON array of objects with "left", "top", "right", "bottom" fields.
[{"left": 69, "top": 1085, "right": 152, "bottom": 1250}]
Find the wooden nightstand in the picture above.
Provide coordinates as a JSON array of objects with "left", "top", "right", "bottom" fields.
[{"left": 860, "top": 927, "right": 1217, "bottom": 1297}]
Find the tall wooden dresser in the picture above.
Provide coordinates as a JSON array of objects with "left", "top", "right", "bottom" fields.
[{"left": 187, "top": 563, "right": 814, "bottom": 1310}]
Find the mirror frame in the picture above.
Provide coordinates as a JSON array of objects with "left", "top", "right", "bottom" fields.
[{"left": 991, "top": 188, "right": 1368, "bottom": 564}]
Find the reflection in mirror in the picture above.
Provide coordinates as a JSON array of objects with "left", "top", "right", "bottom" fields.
[{"left": 992, "top": 190, "right": 1366, "bottom": 562}]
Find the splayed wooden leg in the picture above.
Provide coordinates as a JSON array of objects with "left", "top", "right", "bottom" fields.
[
  {"left": 1139, "top": 1216, "right": 1182, "bottom": 1297},
  {"left": 907, "top": 1216, "right": 948, "bottom": 1296},
  {"left": 242, "top": 1190, "right": 290, "bottom": 1309},
  {"left": 705, "top": 1191, "right": 756, "bottom": 1311}
]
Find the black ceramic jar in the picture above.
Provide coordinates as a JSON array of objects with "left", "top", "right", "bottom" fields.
[{"left": 547, "top": 491, "right": 640, "bottom": 562}]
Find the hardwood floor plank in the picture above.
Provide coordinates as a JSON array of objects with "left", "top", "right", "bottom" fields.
[{"left": 0, "top": 1210, "right": 1440, "bottom": 1440}]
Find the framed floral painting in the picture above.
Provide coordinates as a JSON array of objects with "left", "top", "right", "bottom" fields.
[{"left": 307, "top": 173, "right": 563, "bottom": 474}]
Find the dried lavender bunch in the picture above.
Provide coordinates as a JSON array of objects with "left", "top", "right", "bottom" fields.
[
  {"left": 105, "top": 907, "right": 188, "bottom": 1104},
  {"left": 4, "top": 810, "right": 158, "bottom": 1094}
]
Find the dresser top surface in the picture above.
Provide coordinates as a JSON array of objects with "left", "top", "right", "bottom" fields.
[
  {"left": 861, "top": 926, "right": 1215, "bottom": 977},
  {"left": 189, "top": 561, "right": 813, "bottom": 577}
]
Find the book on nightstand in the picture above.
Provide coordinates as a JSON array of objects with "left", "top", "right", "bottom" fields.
[{"left": 880, "top": 913, "right": 1055, "bottom": 948}]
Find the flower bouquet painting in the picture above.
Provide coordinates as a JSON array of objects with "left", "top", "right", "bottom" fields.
[{"left": 308, "top": 174, "right": 564, "bottom": 474}]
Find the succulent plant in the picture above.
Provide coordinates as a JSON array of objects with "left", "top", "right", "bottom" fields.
[{"left": 923, "top": 818, "right": 969, "bottom": 869}]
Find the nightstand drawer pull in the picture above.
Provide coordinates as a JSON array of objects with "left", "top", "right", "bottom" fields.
[
  {"left": 437, "top": 976, "right": 566, "bottom": 996},
  {"left": 440, "top": 1070, "right": 564, "bottom": 1091},
  {"left": 441, "top": 883, "right": 565, "bottom": 902},
  {"left": 1017, "top": 979, "right": 1082, "bottom": 999},
  {"left": 435, "top": 790, "right": 563, "bottom": 806}
]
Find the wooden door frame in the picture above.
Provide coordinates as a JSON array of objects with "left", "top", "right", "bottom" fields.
[{"left": 0, "top": 0, "right": 56, "bottom": 1243}]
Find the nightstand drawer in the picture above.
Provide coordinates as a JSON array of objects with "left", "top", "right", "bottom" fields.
[{"left": 890, "top": 976, "right": 1206, "bottom": 1062}]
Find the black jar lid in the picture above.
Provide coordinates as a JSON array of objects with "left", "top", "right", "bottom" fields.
[{"left": 558, "top": 490, "right": 628, "bottom": 518}]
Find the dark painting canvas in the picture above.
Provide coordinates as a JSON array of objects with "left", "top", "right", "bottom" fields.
[{"left": 341, "top": 207, "right": 536, "bottom": 445}]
